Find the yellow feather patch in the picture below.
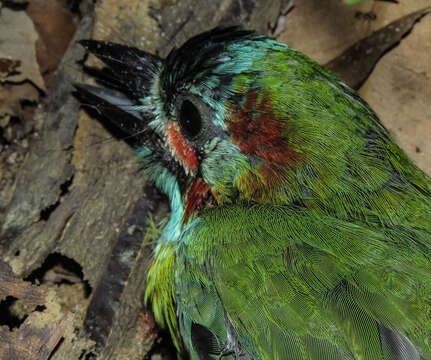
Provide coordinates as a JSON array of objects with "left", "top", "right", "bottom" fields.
[{"left": 145, "top": 243, "right": 182, "bottom": 352}]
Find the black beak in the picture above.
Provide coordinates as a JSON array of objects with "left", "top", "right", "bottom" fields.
[
  {"left": 78, "top": 40, "right": 162, "bottom": 99},
  {"left": 73, "top": 83, "right": 150, "bottom": 143},
  {"left": 75, "top": 40, "right": 163, "bottom": 143}
]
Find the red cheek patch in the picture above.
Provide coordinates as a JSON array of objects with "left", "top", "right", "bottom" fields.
[
  {"left": 227, "top": 91, "right": 304, "bottom": 200},
  {"left": 183, "top": 178, "right": 211, "bottom": 221},
  {"left": 166, "top": 122, "right": 199, "bottom": 174},
  {"left": 228, "top": 91, "right": 298, "bottom": 166}
]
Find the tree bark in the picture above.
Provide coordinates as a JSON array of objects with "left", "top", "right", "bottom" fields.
[{"left": 0, "top": 1, "right": 289, "bottom": 359}]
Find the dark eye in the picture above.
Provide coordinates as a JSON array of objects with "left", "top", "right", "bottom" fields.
[{"left": 179, "top": 100, "right": 202, "bottom": 139}]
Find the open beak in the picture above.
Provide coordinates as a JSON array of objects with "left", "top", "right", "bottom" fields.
[{"left": 74, "top": 40, "right": 163, "bottom": 145}]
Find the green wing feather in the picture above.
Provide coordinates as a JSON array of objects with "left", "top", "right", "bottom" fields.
[{"left": 178, "top": 203, "right": 431, "bottom": 359}]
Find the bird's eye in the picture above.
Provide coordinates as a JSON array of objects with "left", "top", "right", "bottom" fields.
[{"left": 179, "top": 99, "right": 202, "bottom": 139}]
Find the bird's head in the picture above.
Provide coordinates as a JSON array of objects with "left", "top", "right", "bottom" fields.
[{"left": 77, "top": 27, "right": 385, "bottom": 222}]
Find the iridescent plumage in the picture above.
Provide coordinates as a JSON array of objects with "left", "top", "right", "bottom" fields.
[{"left": 77, "top": 28, "right": 431, "bottom": 360}]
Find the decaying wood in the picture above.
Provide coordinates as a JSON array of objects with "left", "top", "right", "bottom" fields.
[
  {"left": 0, "top": 0, "right": 289, "bottom": 358},
  {"left": 0, "top": 323, "right": 63, "bottom": 360},
  {"left": 0, "top": 260, "right": 46, "bottom": 305},
  {"left": 0, "top": 260, "right": 60, "bottom": 360},
  {"left": 153, "top": 0, "right": 292, "bottom": 57}
]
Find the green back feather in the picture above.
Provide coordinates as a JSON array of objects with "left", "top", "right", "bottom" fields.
[{"left": 178, "top": 202, "right": 431, "bottom": 359}]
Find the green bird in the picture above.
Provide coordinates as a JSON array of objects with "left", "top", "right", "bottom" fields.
[{"left": 77, "top": 27, "right": 431, "bottom": 359}]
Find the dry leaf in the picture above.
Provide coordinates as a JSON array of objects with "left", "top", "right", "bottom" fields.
[
  {"left": 325, "top": 8, "right": 430, "bottom": 89},
  {"left": 26, "top": 0, "right": 78, "bottom": 88},
  {"left": 0, "top": 59, "right": 21, "bottom": 80},
  {"left": 277, "top": 0, "right": 376, "bottom": 63},
  {"left": 0, "top": 8, "right": 45, "bottom": 90},
  {"left": 0, "top": 83, "right": 39, "bottom": 118},
  {"left": 277, "top": 0, "right": 431, "bottom": 64}
]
